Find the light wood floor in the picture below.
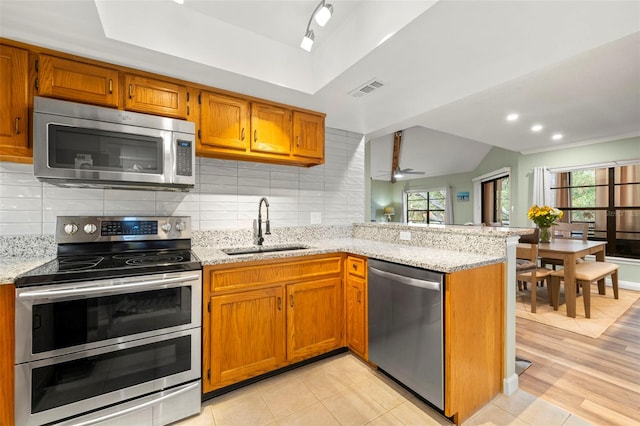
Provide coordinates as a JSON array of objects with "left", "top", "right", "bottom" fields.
[{"left": 516, "top": 298, "right": 640, "bottom": 425}]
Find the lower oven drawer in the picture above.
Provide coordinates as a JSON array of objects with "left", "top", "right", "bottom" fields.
[
  {"left": 15, "top": 328, "right": 201, "bottom": 426},
  {"left": 55, "top": 381, "right": 201, "bottom": 426}
]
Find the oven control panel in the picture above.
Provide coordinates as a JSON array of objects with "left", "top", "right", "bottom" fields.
[{"left": 56, "top": 216, "right": 191, "bottom": 243}]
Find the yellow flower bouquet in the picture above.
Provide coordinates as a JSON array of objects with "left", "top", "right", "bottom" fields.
[
  {"left": 527, "top": 205, "right": 563, "bottom": 227},
  {"left": 527, "top": 205, "right": 563, "bottom": 242}
]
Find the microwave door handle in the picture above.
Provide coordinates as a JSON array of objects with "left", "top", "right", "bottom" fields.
[{"left": 17, "top": 274, "right": 201, "bottom": 300}]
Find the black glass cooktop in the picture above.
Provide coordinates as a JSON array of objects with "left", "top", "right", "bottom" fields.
[{"left": 15, "top": 249, "right": 201, "bottom": 287}]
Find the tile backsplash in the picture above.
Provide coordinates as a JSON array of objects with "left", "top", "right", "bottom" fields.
[{"left": 0, "top": 128, "right": 365, "bottom": 236}]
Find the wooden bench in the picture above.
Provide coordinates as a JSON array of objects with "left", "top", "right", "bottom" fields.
[{"left": 549, "top": 262, "right": 619, "bottom": 318}]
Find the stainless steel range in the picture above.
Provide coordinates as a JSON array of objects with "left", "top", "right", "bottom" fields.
[{"left": 14, "top": 216, "right": 202, "bottom": 426}]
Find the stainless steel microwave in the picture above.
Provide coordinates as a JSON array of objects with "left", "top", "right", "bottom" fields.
[{"left": 33, "top": 96, "right": 195, "bottom": 191}]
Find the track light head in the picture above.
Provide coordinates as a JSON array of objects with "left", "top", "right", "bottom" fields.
[
  {"left": 300, "top": 29, "right": 315, "bottom": 52},
  {"left": 314, "top": 3, "right": 333, "bottom": 27}
]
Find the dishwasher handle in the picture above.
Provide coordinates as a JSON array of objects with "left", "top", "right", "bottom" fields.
[{"left": 369, "top": 266, "right": 441, "bottom": 291}]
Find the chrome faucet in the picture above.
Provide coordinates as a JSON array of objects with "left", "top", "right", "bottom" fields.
[{"left": 254, "top": 197, "right": 271, "bottom": 245}]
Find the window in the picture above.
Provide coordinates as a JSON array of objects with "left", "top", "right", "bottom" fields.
[
  {"left": 405, "top": 189, "right": 446, "bottom": 224},
  {"left": 551, "top": 164, "right": 640, "bottom": 259},
  {"left": 482, "top": 176, "right": 510, "bottom": 225}
]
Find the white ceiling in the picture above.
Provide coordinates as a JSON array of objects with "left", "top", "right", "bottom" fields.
[{"left": 1, "top": 0, "right": 639, "bottom": 180}]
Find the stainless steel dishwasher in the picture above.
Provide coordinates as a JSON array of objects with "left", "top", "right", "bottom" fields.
[{"left": 368, "top": 258, "right": 445, "bottom": 410}]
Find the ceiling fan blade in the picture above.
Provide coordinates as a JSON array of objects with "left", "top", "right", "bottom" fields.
[{"left": 404, "top": 170, "right": 425, "bottom": 174}]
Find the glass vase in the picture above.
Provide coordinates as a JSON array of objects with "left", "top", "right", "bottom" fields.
[{"left": 539, "top": 226, "right": 551, "bottom": 243}]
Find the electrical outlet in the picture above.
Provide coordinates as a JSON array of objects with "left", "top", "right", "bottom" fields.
[
  {"left": 310, "top": 212, "right": 322, "bottom": 225},
  {"left": 399, "top": 231, "right": 411, "bottom": 241}
]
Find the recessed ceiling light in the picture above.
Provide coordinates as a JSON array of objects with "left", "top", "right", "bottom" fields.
[
  {"left": 506, "top": 113, "right": 519, "bottom": 122},
  {"left": 531, "top": 124, "right": 544, "bottom": 132},
  {"left": 552, "top": 133, "right": 563, "bottom": 141},
  {"left": 173, "top": 0, "right": 184, "bottom": 4}
]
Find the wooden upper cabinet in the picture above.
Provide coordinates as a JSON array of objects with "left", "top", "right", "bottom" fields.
[
  {"left": 0, "top": 44, "right": 31, "bottom": 162},
  {"left": 293, "top": 111, "right": 324, "bottom": 160},
  {"left": 37, "top": 54, "right": 120, "bottom": 108},
  {"left": 199, "top": 91, "right": 250, "bottom": 151},
  {"left": 124, "top": 74, "right": 188, "bottom": 119},
  {"left": 250, "top": 102, "right": 292, "bottom": 155}
]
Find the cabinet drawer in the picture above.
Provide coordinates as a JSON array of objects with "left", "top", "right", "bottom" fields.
[
  {"left": 209, "top": 255, "right": 342, "bottom": 293},
  {"left": 346, "top": 257, "right": 366, "bottom": 278}
]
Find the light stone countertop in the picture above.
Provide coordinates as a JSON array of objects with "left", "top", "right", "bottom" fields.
[
  {"left": 1, "top": 234, "right": 508, "bottom": 285},
  {"left": 194, "top": 238, "right": 504, "bottom": 273},
  {"left": 1, "top": 257, "right": 55, "bottom": 285}
]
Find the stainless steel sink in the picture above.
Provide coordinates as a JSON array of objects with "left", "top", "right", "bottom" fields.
[{"left": 221, "top": 244, "right": 309, "bottom": 256}]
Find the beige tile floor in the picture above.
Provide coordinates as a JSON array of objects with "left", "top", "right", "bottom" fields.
[{"left": 175, "top": 353, "right": 591, "bottom": 426}]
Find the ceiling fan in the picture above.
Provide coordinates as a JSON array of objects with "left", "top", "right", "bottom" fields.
[
  {"left": 382, "top": 130, "right": 426, "bottom": 182},
  {"left": 392, "top": 167, "right": 425, "bottom": 178}
]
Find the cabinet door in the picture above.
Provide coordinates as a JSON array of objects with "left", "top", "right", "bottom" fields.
[
  {"left": 37, "top": 55, "right": 120, "bottom": 107},
  {"left": 0, "top": 284, "right": 15, "bottom": 426},
  {"left": 292, "top": 111, "right": 324, "bottom": 160},
  {"left": 286, "top": 277, "right": 342, "bottom": 361},
  {"left": 346, "top": 275, "right": 367, "bottom": 359},
  {"left": 444, "top": 263, "right": 503, "bottom": 423},
  {"left": 199, "top": 91, "right": 249, "bottom": 151},
  {"left": 206, "top": 287, "right": 285, "bottom": 392},
  {"left": 0, "top": 45, "right": 30, "bottom": 162},
  {"left": 124, "top": 74, "right": 188, "bottom": 119},
  {"left": 250, "top": 102, "right": 292, "bottom": 155}
]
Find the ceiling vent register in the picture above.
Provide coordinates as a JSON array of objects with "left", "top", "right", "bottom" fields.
[{"left": 349, "top": 79, "right": 384, "bottom": 97}]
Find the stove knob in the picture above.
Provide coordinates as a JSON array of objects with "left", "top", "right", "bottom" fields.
[
  {"left": 64, "top": 223, "right": 79, "bottom": 235},
  {"left": 161, "top": 223, "right": 172, "bottom": 232},
  {"left": 84, "top": 223, "right": 97, "bottom": 234},
  {"left": 175, "top": 222, "right": 186, "bottom": 232}
]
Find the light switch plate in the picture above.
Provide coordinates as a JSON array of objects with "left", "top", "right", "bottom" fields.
[
  {"left": 399, "top": 231, "right": 411, "bottom": 241},
  {"left": 310, "top": 212, "right": 322, "bottom": 225}
]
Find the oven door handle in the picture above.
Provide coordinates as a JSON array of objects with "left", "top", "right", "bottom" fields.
[
  {"left": 17, "top": 274, "right": 201, "bottom": 300},
  {"left": 66, "top": 381, "right": 200, "bottom": 426}
]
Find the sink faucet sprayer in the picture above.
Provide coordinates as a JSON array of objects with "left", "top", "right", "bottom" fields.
[{"left": 254, "top": 197, "right": 271, "bottom": 245}]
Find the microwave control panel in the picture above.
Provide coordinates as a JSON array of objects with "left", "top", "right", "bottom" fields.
[{"left": 176, "top": 140, "right": 193, "bottom": 176}]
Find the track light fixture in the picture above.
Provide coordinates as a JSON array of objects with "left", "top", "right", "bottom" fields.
[{"left": 300, "top": 0, "right": 333, "bottom": 52}]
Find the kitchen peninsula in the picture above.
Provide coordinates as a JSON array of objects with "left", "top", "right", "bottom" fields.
[{"left": 1, "top": 222, "right": 526, "bottom": 425}]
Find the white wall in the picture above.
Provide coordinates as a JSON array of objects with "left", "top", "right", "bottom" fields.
[{"left": 0, "top": 128, "right": 365, "bottom": 236}]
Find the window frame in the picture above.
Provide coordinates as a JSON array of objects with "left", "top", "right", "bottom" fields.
[
  {"left": 403, "top": 187, "right": 447, "bottom": 224},
  {"left": 549, "top": 162, "right": 640, "bottom": 259}
]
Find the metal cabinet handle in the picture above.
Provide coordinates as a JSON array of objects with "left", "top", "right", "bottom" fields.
[
  {"left": 241, "top": 128, "right": 245, "bottom": 141},
  {"left": 109, "top": 79, "right": 113, "bottom": 94},
  {"left": 254, "top": 129, "right": 258, "bottom": 142},
  {"left": 357, "top": 289, "right": 361, "bottom": 303},
  {"left": 18, "top": 274, "right": 200, "bottom": 300},
  {"left": 277, "top": 297, "right": 282, "bottom": 310},
  {"left": 296, "top": 135, "right": 300, "bottom": 147},
  {"left": 290, "top": 295, "right": 294, "bottom": 308},
  {"left": 352, "top": 263, "right": 357, "bottom": 270},
  {"left": 14, "top": 117, "right": 20, "bottom": 135},
  {"left": 128, "top": 83, "right": 133, "bottom": 99}
]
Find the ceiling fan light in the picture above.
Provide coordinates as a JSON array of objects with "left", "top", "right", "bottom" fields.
[
  {"left": 393, "top": 169, "right": 403, "bottom": 179},
  {"left": 314, "top": 3, "right": 333, "bottom": 27},
  {"left": 300, "top": 30, "right": 314, "bottom": 51}
]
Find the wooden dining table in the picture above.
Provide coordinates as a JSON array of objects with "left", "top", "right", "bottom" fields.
[{"left": 536, "top": 239, "right": 608, "bottom": 318}]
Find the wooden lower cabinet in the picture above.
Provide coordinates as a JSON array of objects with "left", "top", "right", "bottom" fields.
[
  {"left": 208, "top": 286, "right": 285, "bottom": 389},
  {"left": 286, "top": 277, "right": 342, "bottom": 361},
  {"left": 0, "top": 284, "right": 15, "bottom": 426},
  {"left": 345, "top": 256, "right": 367, "bottom": 359},
  {"left": 444, "top": 262, "right": 504, "bottom": 425},
  {"left": 203, "top": 254, "right": 343, "bottom": 393}
]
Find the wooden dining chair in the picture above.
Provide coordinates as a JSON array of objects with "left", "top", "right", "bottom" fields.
[
  {"left": 548, "top": 261, "right": 619, "bottom": 318},
  {"left": 541, "top": 222, "right": 589, "bottom": 270},
  {"left": 516, "top": 229, "right": 552, "bottom": 313}
]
